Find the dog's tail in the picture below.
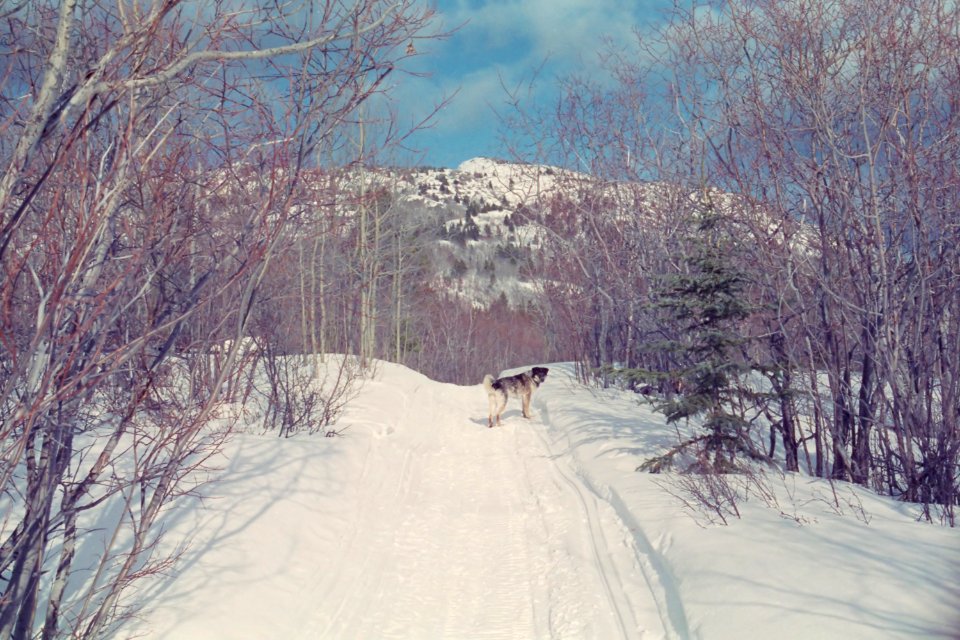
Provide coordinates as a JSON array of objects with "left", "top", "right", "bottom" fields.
[{"left": 482, "top": 374, "right": 495, "bottom": 393}]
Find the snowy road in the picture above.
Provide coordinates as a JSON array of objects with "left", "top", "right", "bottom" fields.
[{"left": 311, "top": 377, "right": 671, "bottom": 639}]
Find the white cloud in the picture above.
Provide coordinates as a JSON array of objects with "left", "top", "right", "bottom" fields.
[
  {"left": 441, "top": 0, "right": 645, "bottom": 69},
  {"left": 390, "top": 0, "right": 667, "bottom": 164}
]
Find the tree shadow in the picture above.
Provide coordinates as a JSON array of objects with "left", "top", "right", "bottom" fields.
[{"left": 122, "top": 434, "right": 341, "bottom": 634}]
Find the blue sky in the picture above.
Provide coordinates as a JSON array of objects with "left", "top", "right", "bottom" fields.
[{"left": 391, "top": 0, "right": 671, "bottom": 168}]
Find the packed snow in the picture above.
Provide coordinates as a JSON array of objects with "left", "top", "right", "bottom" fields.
[{"left": 128, "top": 361, "right": 959, "bottom": 639}]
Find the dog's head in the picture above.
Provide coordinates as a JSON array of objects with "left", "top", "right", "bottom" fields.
[{"left": 531, "top": 367, "right": 549, "bottom": 384}]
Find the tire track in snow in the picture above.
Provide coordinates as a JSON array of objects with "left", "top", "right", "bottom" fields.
[
  {"left": 519, "top": 416, "right": 639, "bottom": 639},
  {"left": 312, "top": 443, "right": 417, "bottom": 638},
  {"left": 316, "top": 384, "right": 543, "bottom": 639},
  {"left": 585, "top": 479, "right": 692, "bottom": 640},
  {"left": 304, "top": 376, "right": 688, "bottom": 640},
  {"left": 537, "top": 398, "right": 690, "bottom": 640},
  {"left": 510, "top": 422, "right": 593, "bottom": 637},
  {"left": 308, "top": 386, "right": 420, "bottom": 639}
]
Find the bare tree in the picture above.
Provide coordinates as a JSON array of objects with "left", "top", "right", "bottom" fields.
[
  {"left": 515, "top": 0, "right": 959, "bottom": 521},
  {"left": 660, "top": 0, "right": 960, "bottom": 520},
  {"left": 0, "top": 1, "right": 438, "bottom": 636}
]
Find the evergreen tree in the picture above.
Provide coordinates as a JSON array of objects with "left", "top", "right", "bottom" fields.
[
  {"left": 463, "top": 210, "right": 480, "bottom": 241},
  {"left": 639, "top": 200, "right": 761, "bottom": 472}
]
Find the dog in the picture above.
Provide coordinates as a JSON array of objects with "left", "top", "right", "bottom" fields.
[{"left": 482, "top": 367, "right": 549, "bottom": 428}]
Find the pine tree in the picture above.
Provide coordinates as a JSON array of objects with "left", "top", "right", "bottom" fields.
[{"left": 639, "top": 200, "right": 761, "bottom": 472}]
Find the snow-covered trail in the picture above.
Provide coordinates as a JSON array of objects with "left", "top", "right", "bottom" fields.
[
  {"left": 134, "top": 365, "right": 675, "bottom": 639},
  {"left": 309, "top": 373, "right": 667, "bottom": 639}
]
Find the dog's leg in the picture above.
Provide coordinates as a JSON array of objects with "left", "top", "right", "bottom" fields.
[
  {"left": 522, "top": 391, "right": 531, "bottom": 419},
  {"left": 495, "top": 394, "right": 506, "bottom": 426},
  {"left": 489, "top": 392, "right": 505, "bottom": 427}
]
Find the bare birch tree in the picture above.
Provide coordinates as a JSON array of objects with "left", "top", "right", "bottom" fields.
[
  {"left": 0, "top": 1, "right": 437, "bottom": 636},
  {"left": 519, "top": 0, "right": 959, "bottom": 521},
  {"left": 660, "top": 0, "right": 960, "bottom": 520}
]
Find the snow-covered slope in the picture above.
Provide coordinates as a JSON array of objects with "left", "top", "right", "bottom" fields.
[
  {"left": 128, "top": 361, "right": 959, "bottom": 639},
  {"left": 354, "top": 157, "right": 571, "bottom": 308}
]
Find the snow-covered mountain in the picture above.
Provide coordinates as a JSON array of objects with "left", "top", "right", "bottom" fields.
[
  {"left": 353, "top": 157, "right": 775, "bottom": 310},
  {"left": 368, "top": 157, "right": 569, "bottom": 308},
  {"left": 126, "top": 359, "right": 960, "bottom": 638}
]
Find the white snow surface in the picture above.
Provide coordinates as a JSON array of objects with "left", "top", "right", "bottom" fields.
[{"left": 130, "top": 362, "right": 959, "bottom": 639}]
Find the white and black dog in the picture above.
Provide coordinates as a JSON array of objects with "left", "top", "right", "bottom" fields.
[{"left": 482, "top": 367, "right": 549, "bottom": 428}]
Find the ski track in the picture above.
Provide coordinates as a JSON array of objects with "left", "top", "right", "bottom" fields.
[
  {"left": 538, "top": 400, "right": 690, "bottom": 640},
  {"left": 297, "top": 381, "right": 679, "bottom": 640},
  {"left": 526, "top": 412, "right": 637, "bottom": 640}
]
